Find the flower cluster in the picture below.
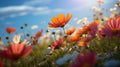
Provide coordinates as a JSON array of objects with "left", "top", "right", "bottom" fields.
[{"left": 0, "top": 0, "right": 120, "bottom": 67}]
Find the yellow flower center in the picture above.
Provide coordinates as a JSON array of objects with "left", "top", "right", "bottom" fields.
[
  {"left": 112, "top": 28, "right": 119, "bottom": 34},
  {"left": 82, "top": 63, "right": 90, "bottom": 67}
]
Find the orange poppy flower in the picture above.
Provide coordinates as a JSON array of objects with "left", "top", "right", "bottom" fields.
[
  {"left": 48, "top": 13, "right": 72, "bottom": 28},
  {"left": 77, "top": 28, "right": 85, "bottom": 35},
  {"left": 83, "top": 26, "right": 90, "bottom": 31},
  {"left": 77, "top": 26, "right": 89, "bottom": 35},
  {"left": 69, "top": 34, "right": 80, "bottom": 42},
  {"left": 89, "top": 20, "right": 99, "bottom": 27},
  {"left": 6, "top": 27, "right": 16, "bottom": 34},
  {"left": 66, "top": 28, "right": 76, "bottom": 35}
]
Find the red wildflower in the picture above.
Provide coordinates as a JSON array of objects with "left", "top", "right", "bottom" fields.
[
  {"left": 6, "top": 27, "right": 16, "bottom": 34},
  {"left": 0, "top": 43, "right": 32, "bottom": 60},
  {"left": 51, "top": 38, "right": 64, "bottom": 49}
]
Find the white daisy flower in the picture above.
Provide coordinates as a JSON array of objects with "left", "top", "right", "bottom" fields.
[
  {"left": 76, "top": 17, "right": 88, "bottom": 25},
  {"left": 13, "top": 34, "right": 21, "bottom": 44},
  {"left": 110, "top": 7, "right": 117, "bottom": 12}
]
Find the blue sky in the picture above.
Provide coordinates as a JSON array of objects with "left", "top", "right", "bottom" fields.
[{"left": 0, "top": 0, "right": 118, "bottom": 38}]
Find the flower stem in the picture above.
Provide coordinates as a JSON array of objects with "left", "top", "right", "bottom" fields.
[
  {"left": 53, "top": 34, "right": 56, "bottom": 41},
  {"left": 62, "top": 27, "right": 66, "bottom": 34}
]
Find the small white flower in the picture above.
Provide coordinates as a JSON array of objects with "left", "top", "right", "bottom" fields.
[
  {"left": 61, "top": 47, "right": 68, "bottom": 52},
  {"left": 68, "top": 48, "right": 72, "bottom": 52},
  {"left": 92, "top": 6, "right": 101, "bottom": 12},
  {"left": 40, "top": 32, "right": 51, "bottom": 43},
  {"left": 110, "top": 12, "right": 118, "bottom": 18},
  {"left": 76, "top": 18, "right": 88, "bottom": 25},
  {"left": 13, "top": 34, "right": 21, "bottom": 44},
  {"left": 110, "top": 7, "right": 116, "bottom": 12},
  {"left": 103, "top": 17, "right": 109, "bottom": 22},
  {"left": 76, "top": 19, "right": 81, "bottom": 24}
]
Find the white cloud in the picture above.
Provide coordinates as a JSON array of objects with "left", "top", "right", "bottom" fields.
[
  {"left": 53, "top": 8, "right": 65, "bottom": 12},
  {"left": 24, "top": 0, "right": 52, "bottom": 6},
  {"left": 0, "top": 6, "right": 49, "bottom": 17},
  {"left": 5, "top": 22, "right": 13, "bottom": 25},
  {"left": 70, "top": 0, "right": 96, "bottom": 6},
  {"left": 0, "top": 5, "right": 65, "bottom": 18},
  {"left": 0, "top": 0, "right": 66, "bottom": 18},
  {"left": 31, "top": 25, "right": 39, "bottom": 30}
]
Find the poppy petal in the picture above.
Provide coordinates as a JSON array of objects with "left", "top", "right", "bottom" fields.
[
  {"left": 51, "top": 17, "right": 59, "bottom": 25},
  {"left": 21, "top": 45, "right": 32, "bottom": 57},
  {"left": 65, "top": 13, "right": 72, "bottom": 23},
  {"left": 58, "top": 14, "right": 65, "bottom": 23}
]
